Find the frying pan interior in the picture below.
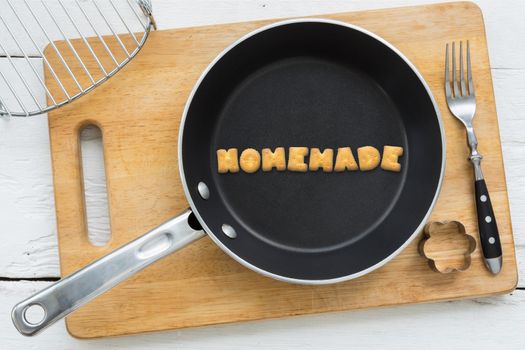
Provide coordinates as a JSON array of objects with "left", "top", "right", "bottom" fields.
[{"left": 182, "top": 20, "right": 444, "bottom": 282}]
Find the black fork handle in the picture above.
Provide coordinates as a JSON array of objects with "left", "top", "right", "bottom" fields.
[{"left": 474, "top": 179, "right": 502, "bottom": 273}]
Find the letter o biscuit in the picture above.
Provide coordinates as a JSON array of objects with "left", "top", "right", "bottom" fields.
[{"left": 240, "top": 148, "right": 261, "bottom": 173}]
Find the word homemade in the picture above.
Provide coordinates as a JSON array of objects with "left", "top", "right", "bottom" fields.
[{"left": 217, "top": 146, "right": 404, "bottom": 173}]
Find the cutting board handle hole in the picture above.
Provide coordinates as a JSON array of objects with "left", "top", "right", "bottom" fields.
[{"left": 79, "top": 124, "right": 112, "bottom": 246}]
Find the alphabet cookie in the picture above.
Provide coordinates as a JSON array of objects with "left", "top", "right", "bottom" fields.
[
  {"left": 262, "top": 147, "right": 286, "bottom": 171},
  {"left": 381, "top": 146, "right": 404, "bottom": 172},
  {"left": 217, "top": 149, "right": 239, "bottom": 173},
  {"left": 358, "top": 146, "right": 380, "bottom": 171}
]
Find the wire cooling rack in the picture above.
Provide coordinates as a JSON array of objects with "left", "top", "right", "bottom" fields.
[{"left": 0, "top": 0, "right": 156, "bottom": 117}]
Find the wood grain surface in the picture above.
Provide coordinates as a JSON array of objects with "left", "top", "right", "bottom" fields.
[{"left": 45, "top": 1, "right": 517, "bottom": 338}]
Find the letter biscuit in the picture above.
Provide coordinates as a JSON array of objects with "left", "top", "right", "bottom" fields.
[
  {"left": 334, "top": 147, "right": 358, "bottom": 171},
  {"left": 358, "top": 146, "right": 380, "bottom": 171},
  {"left": 288, "top": 147, "right": 309, "bottom": 172},
  {"left": 239, "top": 148, "right": 261, "bottom": 173},
  {"left": 309, "top": 148, "right": 334, "bottom": 172},
  {"left": 381, "top": 146, "right": 404, "bottom": 172},
  {"left": 217, "top": 149, "right": 239, "bottom": 173},
  {"left": 262, "top": 147, "right": 286, "bottom": 171}
]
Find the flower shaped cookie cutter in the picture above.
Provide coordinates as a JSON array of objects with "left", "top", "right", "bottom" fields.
[{"left": 419, "top": 221, "right": 477, "bottom": 273}]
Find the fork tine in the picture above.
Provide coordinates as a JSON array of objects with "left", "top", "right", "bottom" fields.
[
  {"left": 467, "top": 40, "right": 475, "bottom": 96},
  {"left": 445, "top": 43, "right": 452, "bottom": 99},
  {"left": 459, "top": 41, "right": 467, "bottom": 96},
  {"left": 452, "top": 42, "right": 460, "bottom": 98},
  {"left": 445, "top": 43, "right": 452, "bottom": 98}
]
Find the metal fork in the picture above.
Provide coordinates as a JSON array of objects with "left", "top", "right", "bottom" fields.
[{"left": 445, "top": 41, "right": 502, "bottom": 274}]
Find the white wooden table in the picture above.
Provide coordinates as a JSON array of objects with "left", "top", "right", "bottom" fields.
[{"left": 1, "top": 0, "right": 524, "bottom": 348}]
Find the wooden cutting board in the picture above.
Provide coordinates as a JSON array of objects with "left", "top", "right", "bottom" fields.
[{"left": 47, "top": 1, "right": 518, "bottom": 339}]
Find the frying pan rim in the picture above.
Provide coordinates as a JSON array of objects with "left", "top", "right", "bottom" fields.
[{"left": 178, "top": 18, "right": 446, "bottom": 284}]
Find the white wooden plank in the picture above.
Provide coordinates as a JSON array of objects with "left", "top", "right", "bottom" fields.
[
  {"left": 0, "top": 0, "right": 148, "bottom": 56},
  {"left": 494, "top": 69, "right": 525, "bottom": 247},
  {"left": 493, "top": 68, "right": 525, "bottom": 286},
  {"left": 147, "top": 0, "right": 525, "bottom": 69},
  {"left": 2, "top": 0, "right": 525, "bottom": 70},
  {"left": 79, "top": 125, "right": 111, "bottom": 246},
  {"left": 0, "top": 57, "right": 47, "bottom": 114},
  {"left": 0, "top": 58, "right": 58, "bottom": 277},
  {"left": 2, "top": 281, "right": 525, "bottom": 349},
  {"left": 480, "top": 0, "right": 525, "bottom": 69}
]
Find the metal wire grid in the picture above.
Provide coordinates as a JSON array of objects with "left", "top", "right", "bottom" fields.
[{"left": 0, "top": 0, "right": 156, "bottom": 117}]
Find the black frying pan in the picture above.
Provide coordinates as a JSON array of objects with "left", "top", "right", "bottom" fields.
[{"left": 13, "top": 19, "right": 444, "bottom": 336}]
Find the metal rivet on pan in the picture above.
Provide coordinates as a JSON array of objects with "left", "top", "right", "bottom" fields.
[
  {"left": 197, "top": 182, "right": 210, "bottom": 200},
  {"left": 485, "top": 216, "right": 492, "bottom": 223},
  {"left": 489, "top": 237, "right": 496, "bottom": 244},
  {"left": 222, "top": 224, "right": 237, "bottom": 239},
  {"left": 480, "top": 195, "right": 487, "bottom": 202}
]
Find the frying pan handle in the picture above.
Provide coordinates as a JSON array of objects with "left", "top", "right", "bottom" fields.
[{"left": 11, "top": 210, "right": 205, "bottom": 336}]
